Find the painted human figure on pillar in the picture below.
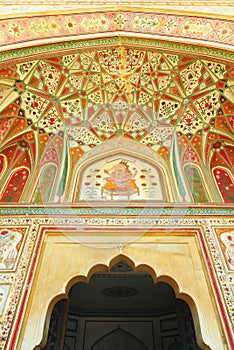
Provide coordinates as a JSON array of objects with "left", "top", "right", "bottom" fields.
[
  {"left": 220, "top": 231, "right": 234, "bottom": 270},
  {"left": 0, "top": 229, "right": 23, "bottom": 270}
]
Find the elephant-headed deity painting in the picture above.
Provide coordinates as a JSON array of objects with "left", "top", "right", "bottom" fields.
[
  {"left": 78, "top": 156, "right": 167, "bottom": 201},
  {"left": 102, "top": 160, "right": 139, "bottom": 200}
]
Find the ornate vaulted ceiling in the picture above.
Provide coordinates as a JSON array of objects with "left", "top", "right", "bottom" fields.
[{"left": 0, "top": 9, "right": 233, "bottom": 203}]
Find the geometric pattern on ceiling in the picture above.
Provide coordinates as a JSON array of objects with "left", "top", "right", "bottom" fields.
[
  {"left": 0, "top": 46, "right": 233, "bottom": 157},
  {"left": 0, "top": 38, "right": 233, "bottom": 202}
]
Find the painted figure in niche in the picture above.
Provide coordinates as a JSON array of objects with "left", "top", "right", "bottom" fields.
[
  {"left": 102, "top": 160, "right": 139, "bottom": 199},
  {"left": 80, "top": 158, "right": 164, "bottom": 201},
  {"left": 0, "top": 229, "right": 23, "bottom": 270},
  {"left": 220, "top": 232, "right": 234, "bottom": 270}
]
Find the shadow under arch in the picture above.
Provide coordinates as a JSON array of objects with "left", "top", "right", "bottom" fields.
[
  {"left": 90, "top": 327, "right": 149, "bottom": 350},
  {"left": 38, "top": 254, "right": 210, "bottom": 350}
]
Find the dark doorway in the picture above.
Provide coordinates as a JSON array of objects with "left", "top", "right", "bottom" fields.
[{"left": 42, "top": 262, "right": 202, "bottom": 350}]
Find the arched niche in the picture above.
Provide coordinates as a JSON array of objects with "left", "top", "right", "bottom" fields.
[
  {"left": 71, "top": 138, "right": 173, "bottom": 202},
  {"left": 27, "top": 253, "right": 216, "bottom": 350},
  {"left": 213, "top": 166, "right": 234, "bottom": 203},
  {"left": 0, "top": 154, "right": 7, "bottom": 179},
  {"left": 90, "top": 328, "right": 148, "bottom": 350},
  {"left": 31, "top": 163, "right": 58, "bottom": 203},
  {"left": 0, "top": 166, "right": 30, "bottom": 202},
  {"left": 183, "top": 163, "right": 210, "bottom": 203}
]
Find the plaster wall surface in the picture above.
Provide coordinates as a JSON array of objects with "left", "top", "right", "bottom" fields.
[{"left": 19, "top": 230, "right": 226, "bottom": 350}]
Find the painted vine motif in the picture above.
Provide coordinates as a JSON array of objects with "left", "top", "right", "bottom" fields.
[
  {"left": 0, "top": 168, "right": 29, "bottom": 202},
  {"left": 0, "top": 11, "right": 234, "bottom": 48},
  {"left": 213, "top": 168, "right": 234, "bottom": 203},
  {"left": 0, "top": 44, "right": 233, "bottom": 203},
  {"left": 0, "top": 155, "right": 6, "bottom": 178},
  {"left": 184, "top": 164, "right": 209, "bottom": 203},
  {"left": 33, "top": 165, "right": 57, "bottom": 203}
]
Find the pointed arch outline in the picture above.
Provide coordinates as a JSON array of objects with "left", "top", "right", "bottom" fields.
[
  {"left": 183, "top": 163, "right": 211, "bottom": 203},
  {"left": 0, "top": 154, "right": 7, "bottom": 180},
  {"left": 90, "top": 327, "right": 149, "bottom": 350},
  {"left": 37, "top": 254, "right": 210, "bottom": 350},
  {"left": 0, "top": 166, "right": 30, "bottom": 202},
  {"left": 70, "top": 138, "right": 174, "bottom": 203},
  {"left": 212, "top": 166, "right": 234, "bottom": 203},
  {"left": 30, "top": 163, "right": 58, "bottom": 203}
]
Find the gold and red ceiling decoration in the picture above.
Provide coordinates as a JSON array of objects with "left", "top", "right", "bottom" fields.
[{"left": 0, "top": 11, "right": 233, "bottom": 204}]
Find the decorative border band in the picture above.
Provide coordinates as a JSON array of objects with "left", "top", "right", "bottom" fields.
[
  {"left": 0, "top": 204, "right": 233, "bottom": 216},
  {"left": 0, "top": 36, "right": 234, "bottom": 65},
  {"left": 0, "top": 10, "right": 233, "bottom": 56}
]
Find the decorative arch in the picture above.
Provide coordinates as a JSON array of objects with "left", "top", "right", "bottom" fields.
[
  {"left": 0, "top": 9, "right": 233, "bottom": 55},
  {"left": 0, "top": 154, "right": 7, "bottom": 179},
  {"left": 32, "top": 164, "right": 57, "bottom": 203},
  {"left": 213, "top": 167, "right": 234, "bottom": 203},
  {"left": 0, "top": 5, "right": 233, "bottom": 350},
  {"left": 71, "top": 139, "right": 173, "bottom": 202},
  {"left": 37, "top": 254, "right": 208, "bottom": 350},
  {"left": 0, "top": 35, "right": 233, "bottom": 205},
  {"left": 0, "top": 167, "right": 29, "bottom": 202},
  {"left": 184, "top": 164, "right": 210, "bottom": 203},
  {"left": 91, "top": 328, "right": 148, "bottom": 350}
]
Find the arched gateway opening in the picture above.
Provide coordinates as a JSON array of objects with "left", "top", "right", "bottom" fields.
[{"left": 41, "top": 260, "right": 203, "bottom": 350}]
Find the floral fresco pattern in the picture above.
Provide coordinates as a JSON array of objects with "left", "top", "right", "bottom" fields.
[
  {"left": 0, "top": 169, "right": 29, "bottom": 202},
  {"left": 213, "top": 168, "right": 234, "bottom": 203},
  {"left": 0, "top": 38, "right": 233, "bottom": 203},
  {"left": 33, "top": 165, "right": 57, "bottom": 203},
  {"left": 0, "top": 6, "right": 233, "bottom": 350},
  {"left": 0, "top": 10, "right": 233, "bottom": 48},
  {"left": 184, "top": 164, "right": 209, "bottom": 203}
]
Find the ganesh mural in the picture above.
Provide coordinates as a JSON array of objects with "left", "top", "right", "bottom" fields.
[
  {"left": 78, "top": 157, "right": 165, "bottom": 201},
  {"left": 102, "top": 160, "right": 139, "bottom": 199}
]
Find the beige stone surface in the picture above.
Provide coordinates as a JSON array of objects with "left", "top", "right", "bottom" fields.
[{"left": 18, "top": 231, "right": 228, "bottom": 350}]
